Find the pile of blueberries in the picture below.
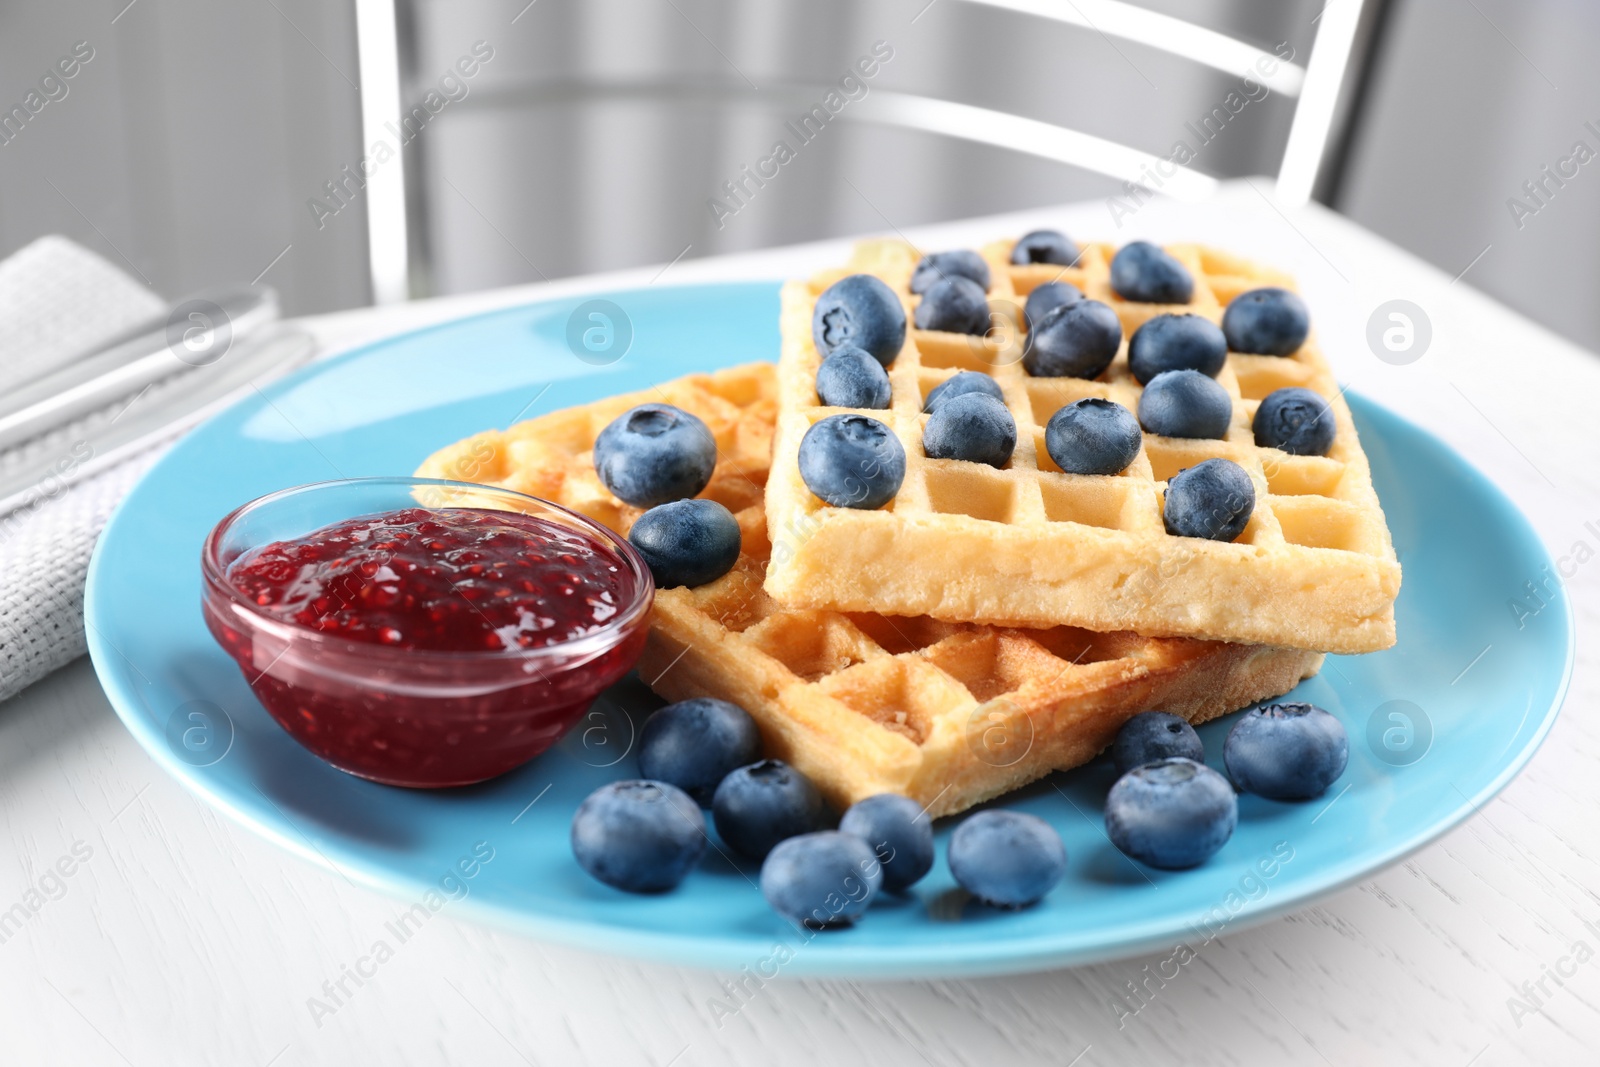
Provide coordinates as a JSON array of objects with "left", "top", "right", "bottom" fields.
[
  {"left": 569, "top": 696, "right": 1070, "bottom": 925},
  {"left": 591, "top": 403, "right": 741, "bottom": 589},
  {"left": 801, "top": 230, "right": 1343, "bottom": 544},
  {"left": 1105, "top": 702, "right": 1348, "bottom": 869},
  {"left": 570, "top": 694, "right": 1349, "bottom": 924}
]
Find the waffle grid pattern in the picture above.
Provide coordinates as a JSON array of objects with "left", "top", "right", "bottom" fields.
[
  {"left": 764, "top": 239, "right": 1401, "bottom": 653},
  {"left": 416, "top": 365, "right": 1322, "bottom": 816}
]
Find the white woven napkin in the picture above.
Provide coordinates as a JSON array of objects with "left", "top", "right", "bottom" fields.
[{"left": 0, "top": 237, "right": 172, "bottom": 702}]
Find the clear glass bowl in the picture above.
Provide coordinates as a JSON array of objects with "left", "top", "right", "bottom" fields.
[{"left": 200, "top": 477, "right": 653, "bottom": 788}]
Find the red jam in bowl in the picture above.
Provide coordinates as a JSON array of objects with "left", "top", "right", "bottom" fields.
[
  {"left": 230, "top": 508, "right": 632, "bottom": 652},
  {"left": 202, "top": 489, "right": 653, "bottom": 788}
]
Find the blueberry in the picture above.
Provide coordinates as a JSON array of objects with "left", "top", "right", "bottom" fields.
[
  {"left": 922, "top": 392, "right": 1015, "bottom": 468},
  {"left": 1223, "top": 288, "right": 1310, "bottom": 356},
  {"left": 914, "top": 275, "right": 992, "bottom": 336},
  {"left": 1112, "top": 711, "right": 1205, "bottom": 775},
  {"left": 1111, "top": 241, "right": 1194, "bottom": 304},
  {"left": 593, "top": 404, "right": 717, "bottom": 507},
  {"left": 947, "top": 810, "right": 1066, "bottom": 908},
  {"left": 816, "top": 346, "right": 892, "bottom": 410},
  {"left": 628, "top": 499, "right": 741, "bottom": 588},
  {"left": 924, "top": 370, "right": 1004, "bottom": 413},
  {"left": 798, "top": 414, "right": 906, "bottom": 509},
  {"left": 639, "top": 698, "right": 763, "bottom": 806},
  {"left": 1024, "top": 299, "right": 1122, "bottom": 380},
  {"left": 760, "top": 831, "right": 884, "bottom": 928},
  {"left": 712, "top": 759, "right": 828, "bottom": 860},
  {"left": 1105, "top": 758, "right": 1237, "bottom": 870},
  {"left": 838, "top": 794, "right": 934, "bottom": 892},
  {"left": 1224, "top": 702, "right": 1349, "bottom": 800},
  {"left": 813, "top": 274, "right": 907, "bottom": 367},
  {"left": 1023, "top": 281, "right": 1082, "bottom": 330},
  {"left": 1137, "top": 369, "right": 1233, "bottom": 440},
  {"left": 570, "top": 780, "right": 706, "bottom": 893},
  {"left": 1011, "top": 229, "right": 1080, "bottom": 266},
  {"left": 1253, "top": 387, "right": 1335, "bottom": 456},
  {"left": 911, "top": 249, "right": 991, "bottom": 295},
  {"left": 1044, "top": 398, "right": 1141, "bottom": 476},
  {"left": 1163, "top": 458, "right": 1255, "bottom": 541},
  {"left": 1127, "top": 314, "right": 1227, "bottom": 385}
]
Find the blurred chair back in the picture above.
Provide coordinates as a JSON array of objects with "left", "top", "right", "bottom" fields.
[{"left": 356, "top": 0, "right": 1378, "bottom": 301}]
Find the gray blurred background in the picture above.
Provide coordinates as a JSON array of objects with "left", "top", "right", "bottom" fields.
[{"left": 2, "top": 0, "right": 1597, "bottom": 351}]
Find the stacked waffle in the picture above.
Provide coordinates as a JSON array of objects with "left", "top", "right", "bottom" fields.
[
  {"left": 417, "top": 236, "right": 1399, "bottom": 818},
  {"left": 768, "top": 239, "right": 1400, "bottom": 653}
]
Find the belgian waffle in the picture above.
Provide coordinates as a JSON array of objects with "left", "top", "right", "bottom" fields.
[
  {"left": 765, "top": 239, "right": 1402, "bottom": 654},
  {"left": 417, "top": 364, "right": 1322, "bottom": 817}
]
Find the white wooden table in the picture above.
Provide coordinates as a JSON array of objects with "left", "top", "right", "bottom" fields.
[{"left": 3, "top": 182, "right": 1596, "bottom": 1066}]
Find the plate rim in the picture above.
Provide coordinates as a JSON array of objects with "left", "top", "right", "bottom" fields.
[{"left": 83, "top": 282, "right": 1576, "bottom": 978}]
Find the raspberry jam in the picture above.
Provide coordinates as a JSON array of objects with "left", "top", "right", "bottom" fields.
[
  {"left": 202, "top": 489, "right": 653, "bottom": 788},
  {"left": 229, "top": 508, "right": 631, "bottom": 653}
]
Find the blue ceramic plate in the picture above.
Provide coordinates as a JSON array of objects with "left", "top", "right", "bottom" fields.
[{"left": 85, "top": 283, "right": 1572, "bottom": 978}]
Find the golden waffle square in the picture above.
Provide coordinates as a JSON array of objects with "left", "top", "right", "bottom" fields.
[
  {"left": 417, "top": 364, "right": 1323, "bottom": 817},
  {"left": 765, "top": 239, "right": 1402, "bottom": 654}
]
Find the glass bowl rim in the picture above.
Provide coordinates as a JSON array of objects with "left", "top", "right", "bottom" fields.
[{"left": 200, "top": 476, "right": 655, "bottom": 667}]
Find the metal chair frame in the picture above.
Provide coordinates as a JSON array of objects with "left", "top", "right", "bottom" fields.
[{"left": 352, "top": 0, "right": 1382, "bottom": 303}]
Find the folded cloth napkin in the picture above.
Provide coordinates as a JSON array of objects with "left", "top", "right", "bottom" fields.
[{"left": 0, "top": 237, "right": 173, "bottom": 702}]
